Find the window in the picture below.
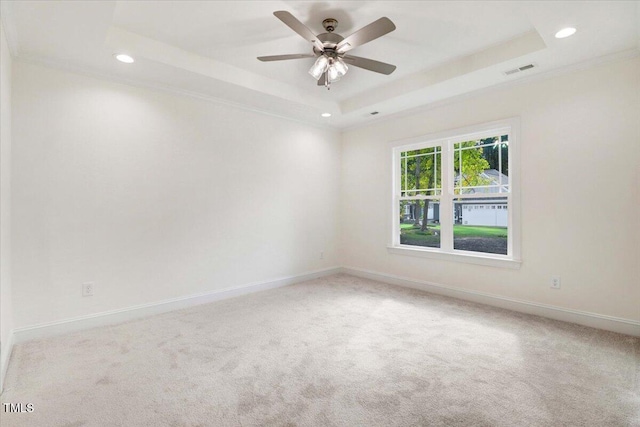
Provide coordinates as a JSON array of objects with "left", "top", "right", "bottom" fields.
[{"left": 390, "top": 119, "right": 521, "bottom": 268}]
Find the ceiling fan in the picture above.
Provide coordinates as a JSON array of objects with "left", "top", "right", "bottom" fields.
[{"left": 258, "top": 11, "right": 397, "bottom": 89}]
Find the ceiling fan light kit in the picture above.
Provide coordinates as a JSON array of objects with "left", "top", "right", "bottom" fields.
[
  {"left": 258, "top": 11, "right": 397, "bottom": 90},
  {"left": 332, "top": 58, "right": 348, "bottom": 77},
  {"left": 310, "top": 56, "right": 348, "bottom": 83},
  {"left": 309, "top": 55, "right": 329, "bottom": 79}
]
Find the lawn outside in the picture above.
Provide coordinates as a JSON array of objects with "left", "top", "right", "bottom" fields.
[{"left": 400, "top": 224, "right": 507, "bottom": 254}]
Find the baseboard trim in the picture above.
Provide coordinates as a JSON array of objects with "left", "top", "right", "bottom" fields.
[
  {"left": 1, "top": 330, "right": 14, "bottom": 393},
  {"left": 341, "top": 266, "right": 640, "bottom": 337},
  {"left": 13, "top": 267, "right": 341, "bottom": 344},
  {"left": 11, "top": 265, "right": 640, "bottom": 345}
]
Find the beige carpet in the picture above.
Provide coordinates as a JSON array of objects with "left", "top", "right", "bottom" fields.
[{"left": 2, "top": 274, "right": 639, "bottom": 426}]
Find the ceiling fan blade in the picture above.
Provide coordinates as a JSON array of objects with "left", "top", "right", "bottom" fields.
[
  {"left": 342, "top": 55, "right": 396, "bottom": 75},
  {"left": 273, "top": 11, "right": 325, "bottom": 52},
  {"left": 336, "top": 17, "right": 396, "bottom": 53},
  {"left": 258, "top": 54, "right": 316, "bottom": 62},
  {"left": 317, "top": 72, "right": 327, "bottom": 86}
]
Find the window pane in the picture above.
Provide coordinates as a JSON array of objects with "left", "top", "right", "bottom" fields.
[
  {"left": 399, "top": 200, "right": 441, "bottom": 248},
  {"left": 400, "top": 147, "right": 441, "bottom": 196},
  {"left": 454, "top": 136, "right": 509, "bottom": 195},
  {"left": 453, "top": 197, "right": 508, "bottom": 255}
]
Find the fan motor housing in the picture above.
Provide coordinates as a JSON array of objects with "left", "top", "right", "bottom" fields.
[{"left": 313, "top": 32, "right": 345, "bottom": 56}]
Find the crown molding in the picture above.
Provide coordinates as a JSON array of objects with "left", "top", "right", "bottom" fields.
[
  {"left": 15, "top": 53, "right": 341, "bottom": 133},
  {"left": 8, "top": 31, "right": 640, "bottom": 134},
  {"left": 341, "top": 47, "right": 640, "bottom": 133}
]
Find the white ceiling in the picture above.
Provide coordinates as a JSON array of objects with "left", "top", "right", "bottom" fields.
[{"left": 2, "top": 1, "right": 639, "bottom": 129}]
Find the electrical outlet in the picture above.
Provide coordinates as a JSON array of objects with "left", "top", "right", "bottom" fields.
[
  {"left": 551, "top": 276, "right": 561, "bottom": 289},
  {"left": 320, "top": 251, "right": 324, "bottom": 260},
  {"left": 82, "top": 282, "right": 94, "bottom": 297}
]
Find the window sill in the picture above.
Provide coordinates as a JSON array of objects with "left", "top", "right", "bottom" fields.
[{"left": 387, "top": 245, "right": 522, "bottom": 269}]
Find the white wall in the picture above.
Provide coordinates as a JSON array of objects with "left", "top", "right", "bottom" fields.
[
  {"left": 12, "top": 61, "right": 341, "bottom": 328},
  {"left": 8, "top": 54, "right": 640, "bottom": 334},
  {"left": 1, "top": 23, "right": 14, "bottom": 388},
  {"left": 341, "top": 57, "right": 640, "bottom": 322}
]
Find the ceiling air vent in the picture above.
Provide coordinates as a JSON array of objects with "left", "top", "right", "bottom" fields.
[{"left": 503, "top": 63, "right": 536, "bottom": 76}]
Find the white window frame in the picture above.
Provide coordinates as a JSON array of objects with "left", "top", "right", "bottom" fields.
[{"left": 388, "top": 118, "right": 521, "bottom": 269}]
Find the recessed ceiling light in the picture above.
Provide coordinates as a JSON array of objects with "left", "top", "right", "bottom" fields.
[
  {"left": 321, "top": 113, "right": 332, "bottom": 118},
  {"left": 555, "top": 27, "right": 576, "bottom": 39},
  {"left": 114, "top": 54, "right": 135, "bottom": 64}
]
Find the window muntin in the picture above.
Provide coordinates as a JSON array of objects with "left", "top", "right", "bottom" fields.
[
  {"left": 393, "top": 122, "right": 518, "bottom": 262},
  {"left": 400, "top": 146, "right": 441, "bottom": 197},
  {"left": 453, "top": 135, "right": 509, "bottom": 195}
]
